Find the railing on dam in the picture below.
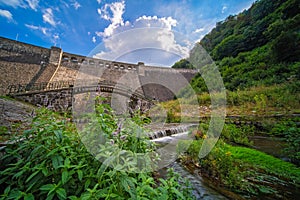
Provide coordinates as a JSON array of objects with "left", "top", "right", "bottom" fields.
[
  {"left": 7, "top": 80, "right": 74, "bottom": 94},
  {"left": 6, "top": 80, "right": 153, "bottom": 102}
]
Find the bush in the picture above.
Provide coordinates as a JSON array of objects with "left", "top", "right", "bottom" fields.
[
  {"left": 0, "top": 106, "right": 194, "bottom": 199},
  {"left": 221, "top": 124, "right": 254, "bottom": 146}
]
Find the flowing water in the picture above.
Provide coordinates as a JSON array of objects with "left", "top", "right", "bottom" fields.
[
  {"left": 148, "top": 124, "right": 294, "bottom": 199},
  {"left": 249, "top": 135, "right": 288, "bottom": 160},
  {"left": 150, "top": 126, "right": 228, "bottom": 199}
]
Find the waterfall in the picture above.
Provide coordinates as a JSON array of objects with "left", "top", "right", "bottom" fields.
[
  {"left": 148, "top": 123, "right": 228, "bottom": 199},
  {"left": 148, "top": 124, "right": 197, "bottom": 139}
]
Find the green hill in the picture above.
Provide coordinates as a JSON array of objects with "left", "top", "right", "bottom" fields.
[{"left": 173, "top": 0, "right": 300, "bottom": 91}]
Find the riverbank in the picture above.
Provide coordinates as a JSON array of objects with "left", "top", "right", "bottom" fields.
[{"left": 178, "top": 138, "right": 300, "bottom": 200}]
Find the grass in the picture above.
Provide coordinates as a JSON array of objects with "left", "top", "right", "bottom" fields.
[
  {"left": 228, "top": 145, "right": 300, "bottom": 183},
  {"left": 178, "top": 138, "right": 300, "bottom": 199},
  {"left": 150, "top": 83, "right": 300, "bottom": 122}
]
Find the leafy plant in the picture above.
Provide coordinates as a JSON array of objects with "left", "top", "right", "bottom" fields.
[
  {"left": 177, "top": 138, "right": 300, "bottom": 199},
  {"left": 0, "top": 105, "right": 194, "bottom": 199},
  {"left": 221, "top": 124, "right": 254, "bottom": 146}
]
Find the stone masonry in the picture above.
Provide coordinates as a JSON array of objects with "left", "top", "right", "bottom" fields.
[{"left": 0, "top": 36, "right": 198, "bottom": 105}]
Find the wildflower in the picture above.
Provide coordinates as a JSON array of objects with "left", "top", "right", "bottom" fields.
[
  {"left": 113, "top": 120, "right": 123, "bottom": 136},
  {"left": 110, "top": 139, "right": 114, "bottom": 145},
  {"left": 225, "top": 151, "right": 231, "bottom": 156},
  {"left": 112, "top": 131, "right": 119, "bottom": 136},
  {"left": 120, "top": 135, "right": 127, "bottom": 141}
]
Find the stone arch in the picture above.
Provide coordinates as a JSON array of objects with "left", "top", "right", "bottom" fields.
[
  {"left": 99, "top": 61, "right": 104, "bottom": 67},
  {"left": 81, "top": 59, "right": 88, "bottom": 65},
  {"left": 71, "top": 57, "right": 78, "bottom": 63},
  {"left": 105, "top": 63, "right": 111, "bottom": 68},
  {"left": 62, "top": 55, "right": 69, "bottom": 62}
]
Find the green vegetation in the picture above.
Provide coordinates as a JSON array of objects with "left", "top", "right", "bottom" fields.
[
  {"left": 178, "top": 139, "right": 300, "bottom": 199},
  {"left": 0, "top": 106, "right": 194, "bottom": 200},
  {"left": 192, "top": 123, "right": 254, "bottom": 146},
  {"left": 266, "top": 119, "right": 300, "bottom": 164},
  {"left": 173, "top": 0, "right": 300, "bottom": 92},
  {"left": 160, "top": 2, "right": 300, "bottom": 197},
  {"left": 161, "top": 82, "right": 300, "bottom": 121}
]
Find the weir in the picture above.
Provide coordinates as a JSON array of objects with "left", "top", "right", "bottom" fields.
[{"left": 148, "top": 124, "right": 228, "bottom": 199}]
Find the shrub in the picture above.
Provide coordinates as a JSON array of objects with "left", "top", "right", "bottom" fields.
[{"left": 0, "top": 106, "right": 194, "bottom": 199}]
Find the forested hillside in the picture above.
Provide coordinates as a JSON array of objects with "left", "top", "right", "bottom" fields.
[{"left": 173, "top": 0, "right": 300, "bottom": 91}]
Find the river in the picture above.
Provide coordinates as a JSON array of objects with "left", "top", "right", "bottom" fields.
[{"left": 151, "top": 130, "right": 228, "bottom": 199}]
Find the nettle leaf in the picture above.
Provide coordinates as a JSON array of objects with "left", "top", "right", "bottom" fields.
[
  {"left": 45, "top": 192, "right": 55, "bottom": 200},
  {"left": 68, "top": 196, "right": 79, "bottom": 200},
  {"left": 25, "top": 170, "right": 40, "bottom": 183},
  {"left": 77, "top": 170, "right": 83, "bottom": 181},
  {"left": 40, "top": 184, "right": 55, "bottom": 191},
  {"left": 171, "top": 187, "right": 184, "bottom": 199},
  {"left": 54, "top": 130, "right": 63, "bottom": 141},
  {"left": 12, "top": 170, "right": 25, "bottom": 179},
  {"left": 51, "top": 155, "right": 63, "bottom": 169},
  {"left": 47, "top": 148, "right": 59, "bottom": 157},
  {"left": 80, "top": 192, "right": 91, "bottom": 200},
  {"left": 62, "top": 171, "right": 69, "bottom": 184},
  {"left": 24, "top": 193, "right": 34, "bottom": 200},
  {"left": 4, "top": 186, "right": 11, "bottom": 194},
  {"left": 42, "top": 168, "right": 48, "bottom": 176},
  {"left": 84, "top": 179, "right": 91, "bottom": 190},
  {"left": 64, "top": 158, "right": 71, "bottom": 168},
  {"left": 56, "top": 188, "right": 67, "bottom": 200},
  {"left": 8, "top": 189, "right": 22, "bottom": 200}
]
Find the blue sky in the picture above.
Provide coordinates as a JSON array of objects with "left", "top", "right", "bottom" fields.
[{"left": 0, "top": 0, "right": 255, "bottom": 66}]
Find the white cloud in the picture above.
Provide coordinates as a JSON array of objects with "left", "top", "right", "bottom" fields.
[
  {"left": 25, "top": 24, "right": 48, "bottom": 35},
  {"left": 0, "top": 0, "right": 38, "bottom": 10},
  {"left": 93, "top": 1, "right": 198, "bottom": 66},
  {"left": 25, "top": 23, "right": 60, "bottom": 46},
  {"left": 222, "top": 5, "right": 228, "bottom": 13},
  {"left": 52, "top": 33, "right": 60, "bottom": 46},
  {"left": 92, "top": 36, "right": 96, "bottom": 43},
  {"left": 25, "top": 0, "right": 39, "bottom": 11},
  {"left": 0, "top": 0, "right": 24, "bottom": 8},
  {"left": 43, "top": 8, "right": 56, "bottom": 26},
  {"left": 0, "top": 9, "right": 13, "bottom": 21},
  {"left": 97, "top": 0, "right": 101, "bottom": 4},
  {"left": 97, "top": 0, "right": 126, "bottom": 37},
  {"left": 193, "top": 28, "right": 204, "bottom": 33},
  {"left": 136, "top": 16, "right": 177, "bottom": 30},
  {"left": 71, "top": 1, "right": 81, "bottom": 10},
  {"left": 93, "top": 15, "right": 190, "bottom": 66}
]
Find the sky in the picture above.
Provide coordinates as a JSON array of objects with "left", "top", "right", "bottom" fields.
[{"left": 0, "top": 0, "right": 255, "bottom": 67}]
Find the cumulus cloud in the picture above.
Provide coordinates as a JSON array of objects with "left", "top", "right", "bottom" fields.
[
  {"left": 43, "top": 8, "right": 56, "bottom": 26},
  {"left": 0, "top": 9, "right": 13, "bottom": 21},
  {"left": 97, "top": 0, "right": 126, "bottom": 37},
  {"left": 136, "top": 16, "right": 177, "bottom": 30},
  {"left": 93, "top": 16, "right": 190, "bottom": 66},
  {"left": 92, "top": 1, "right": 195, "bottom": 66}
]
